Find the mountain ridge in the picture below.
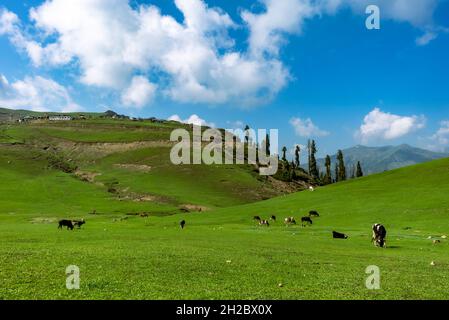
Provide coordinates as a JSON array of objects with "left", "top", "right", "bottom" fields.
[{"left": 310, "top": 144, "right": 448, "bottom": 176}]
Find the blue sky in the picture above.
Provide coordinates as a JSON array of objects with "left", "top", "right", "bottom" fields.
[{"left": 0, "top": 0, "right": 448, "bottom": 159}]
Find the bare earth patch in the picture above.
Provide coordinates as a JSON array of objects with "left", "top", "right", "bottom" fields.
[
  {"left": 74, "top": 170, "right": 102, "bottom": 183},
  {"left": 179, "top": 204, "right": 210, "bottom": 212},
  {"left": 31, "top": 217, "right": 57, "bottom": 224},
  {"left": 114, "top": 163, "right": 152, "bottom": 172}
]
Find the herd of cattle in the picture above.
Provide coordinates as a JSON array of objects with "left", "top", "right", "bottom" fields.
[
  {"left": 252, "top": 210, "right": 387, "bottom": 248},
  {"left": 57, "top": 212, "right": 388, "bottom": 248}
]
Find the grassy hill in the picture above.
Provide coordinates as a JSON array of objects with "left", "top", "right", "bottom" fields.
[
  {"left": 0, "top": 116, "right": 308, "bottom": 214},
  {"left": 1, "top": 134, "right": 449, "bottom": 299}
]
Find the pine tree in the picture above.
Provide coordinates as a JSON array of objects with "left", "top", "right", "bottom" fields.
[
  {"left": 294, "top": 145, "right": 300, "bottom": 168},
  {"left": 265, "top": 134, "right": 271, "bottom": 156},
  {"left": 244, "top": 125, "right": 250, "bottom": 144},
  {"left": 324, "top": 155, "right": 332, "bottom": 185},
  {"left": 356, "top": 161, "right": 364, "bottom": 177},
  {"left": 336, "top": 150, "right": 346, "bottom": 181},
  {"left": 282, "top": 146, "right": 287, "bottom": 162},
  {"left": 309, "top": 140, "right": 319, "bottom": 179},
  {"left": 335, "top": 162, "right": 339, "bottom": 183},
  {"left": 307, "top": 140, "right": 311, "bottom": 175}
]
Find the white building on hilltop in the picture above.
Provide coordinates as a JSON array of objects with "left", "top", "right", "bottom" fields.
[{"left": 48, "top": 115, "right": 73, "bottom": 121}]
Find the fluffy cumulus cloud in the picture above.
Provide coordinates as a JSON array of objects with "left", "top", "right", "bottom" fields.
[
  {"left": 290, "top": 117, "right": 329, "bottom": 137},
  {"left": 0, "top": 74, "right": 82, "bottom": 112},
  {"left": 0, "top": 0, "right": 300, "bottom": 107},
  {"left": 242, "top": 0, "right": 315, "bottom": 57},
  {"left": 428, "top": 121, "right": 449, "bottom": 151},
  {"left": 0, "top": 0, "right": 445, "bottom": 109},
  {"left": 357, "top": 108, "right": 426, "bottom": 143},
  {"left": 168, "top": 114, "right": 215, "bottom": 127},
  {"left": 121, "top": 76, "right": 157, "bottom": 108}
]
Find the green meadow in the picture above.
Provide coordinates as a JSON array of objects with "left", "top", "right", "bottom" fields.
[{"left": 1, "top": 120, "right": 449, "bottom": 299}]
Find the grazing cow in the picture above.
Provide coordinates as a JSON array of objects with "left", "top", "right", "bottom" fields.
[
  {"left": 73, "top": 219, "right": 85, "bottom": 229},
  {"left": 284, "top": 217, "right": 296, "bottom": 225},
  {"left": 270, "top": 215, "right": 276, "bottom": 222},
  {"left": 433, "top": 240, "right": 441, "bottom": 245},
  {"left": 180, "top": 220, "right": 186, "bottom": 229},
  {"left": 309, "top": 186, "right": 315, "bottom": 192},
  {"left": 58, "top": 219, "right": 74, "bottom": 230},
  {"left": 332, "top": 231, "right": 348, "bottom": 239},
  {"left": 253, "top": 216, "right": 261, "bottom": 221},
  {"left": 301, "top": 216, "right": 313, "bottom": 226},
  {"left": 259, "top": 219, "right": 270, "bottom": 227},
  {"left": 309, "top": 210, "right": 320, "bottom": 217},
  {"left": 372, "top": 223, "right": 387, "bottom": 248}
]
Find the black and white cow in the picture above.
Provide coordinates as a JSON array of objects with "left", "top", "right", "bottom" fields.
[
  {"left": 372, "top": 223, "right": 387, "bottom": 248},
  {"left": 180, "top": 220, "right": 186, "bottom": 229}
]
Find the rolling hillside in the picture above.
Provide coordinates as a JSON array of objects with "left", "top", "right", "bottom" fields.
[
  {"left": 0, "top": 144, "right": 448, "bottom": 299},
  {"left": 313, "top": 144, "right": 448, "bottom": 176},
  {"left": 0, "top": 113, "right": 309, "bottom": 213}
]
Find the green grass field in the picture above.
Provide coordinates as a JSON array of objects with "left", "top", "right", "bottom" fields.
[{"left": 1, "top": 120, "right": 449, "bottom": 300}]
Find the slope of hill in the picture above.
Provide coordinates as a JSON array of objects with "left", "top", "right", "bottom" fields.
[
  {"left": 1, "top": 154, "right": 448, "bottom": 299},
  {"left": 0, "top": 112, "right": 308, "bottom": 212},
  {"left": 313, "top": 144, "right": 448, "bottom": 176}
]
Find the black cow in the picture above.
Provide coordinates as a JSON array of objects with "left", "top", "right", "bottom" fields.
[
  {"left": 180, "top": 220, "right": 186, "bottom": 229},
  {"left": 301, "top": 216, "right": 313, "bottom": 226},
  {"left": 284, "top": 217, "right": 296, "bottom": 225},
  {"left": 333, "top": 231, "right": 348, "bottom": 239},
  {"left": 372, "top": 224, "right": 387, "bottom": 248},
  {"left": 253, "top": 216, "right": 261, "bottom": 221},
  {"left": 309, "top": 210, "right": 320, "bottom": 217},
  {"left": 58, "top": 219, "right": 74, "bottom": 230},
  {"left": 73, "top": 219, "right": 85, "bottom": 229},
  {"left": 270, "top": 215, "right": 276, "bottom": 222}
]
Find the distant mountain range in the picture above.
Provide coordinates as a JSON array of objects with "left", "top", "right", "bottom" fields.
[{"left": 308, "top": 144, "right": 449, "bottom": 177}]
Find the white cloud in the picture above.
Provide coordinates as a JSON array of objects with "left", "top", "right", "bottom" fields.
[
  {"left": 357, "top": 108, "right": 426, "bottom": 142},
  {"left": 242, "top": 0, "right": 315, "bottom": 57},
  {"left": 416, "top": 31, "right": 438, "bottom": 46},
  {"left": 121, "top": 76, "right": 156, "bottom": 108},
  {"left": 321, "top": 0, "right": 442, "bottom": 46},
  {"left": 168, "top": 114, "right": 215, "bottom": 127},
  {"left": 290, "top": 117, "right": 329, "bottom": 137},
  {"left": 1, "top": 0, "right": 445, "bottom": 109},
  {"left": 321, "top": 0, "right": 439, "bottom": 27},
  {"left": 0, "top": 1, "right": 296, "bottom": 106},
  {"left": 429, "top": 121, "right": 449, "bottom": 150},
  {"left": 0, "top": 74, "right": 82, "bottom": 112}
]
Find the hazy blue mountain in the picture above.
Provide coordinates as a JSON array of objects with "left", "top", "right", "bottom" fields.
[{"left": 307, "top": 144, "right": 449, "bottom": 177}]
